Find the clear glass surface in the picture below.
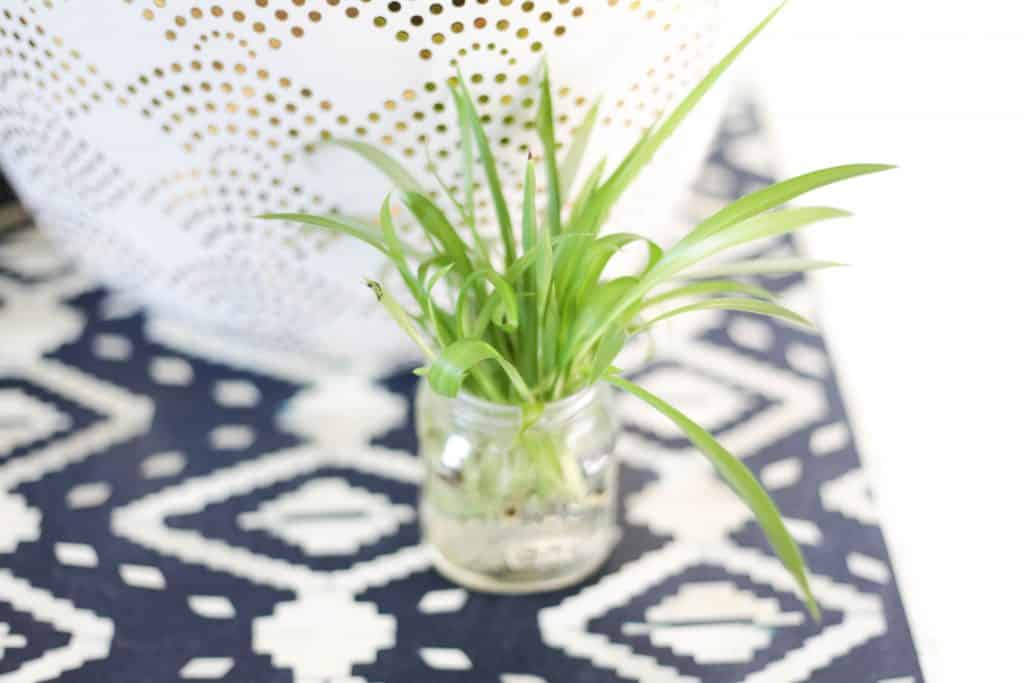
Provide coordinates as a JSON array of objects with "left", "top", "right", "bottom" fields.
[{"left": 415, "top": 382, "right": 619, "bottom": 593}]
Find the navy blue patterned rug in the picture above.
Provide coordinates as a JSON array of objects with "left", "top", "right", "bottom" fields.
[{"left": 0, "top": 102, "right": 924, "bottom": 682}]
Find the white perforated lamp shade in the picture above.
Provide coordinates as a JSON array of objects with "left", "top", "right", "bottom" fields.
[{"left": 0, "top": 1, "right": 722, "bottom": 360}]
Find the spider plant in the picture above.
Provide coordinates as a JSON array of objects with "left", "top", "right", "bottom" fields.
[{"left": 261, "top": 3, "right": 891, "bottom": 618}]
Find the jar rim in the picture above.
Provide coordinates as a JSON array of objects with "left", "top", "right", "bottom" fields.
[{"left": 439, "top": 383, "right": 605, "bottom": 430}]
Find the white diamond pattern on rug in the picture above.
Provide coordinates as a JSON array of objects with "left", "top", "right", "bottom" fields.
[
  {"left": 0, "top": 620, "right": 27, "bottom": 657},
  {"left": 626, "top": 450, "right": 752, "bottom": 543},
  {"left": 111, "top": 445, "right": 422, "bottom": 590},
  {"left": 0, "top": 490, "right": 40, "bottom": 554},
  {"left": 0, "top": 570, "right": 114, "bottom": 683},
  {"left": 627, "top": 582, "right": 801, "bottom": 665},
  {"left": 822, "top": 468, "right": 879, "bottom": 526},
  {"left": 540, "top": 543, "right": 886, "bottom": 683},
  {"left": 253, "top": 592, "right": 396, "bottom": 680},
  {"left": 0, "top": 389, "right": 69, "bottom": 459},
  {"left": 238, "top": 478, "right": 415, "bottom": 557},
  {"left": 277, "top": 373, "right": 408, "bottom": 448},
  {"left": 0, "top": 358, "right": 153, "bottom": 493},
  {"left": 0, "top": 278, "right": 84, "bottom": 363}
]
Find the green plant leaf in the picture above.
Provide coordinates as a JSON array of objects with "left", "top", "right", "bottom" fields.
[
  {"left": 379, "top": 196, "right": 430, "bottom": 312},
  {"left": 588, "top": 324, "right": 626, "bottom": 384},
  {"left": 652, "top": 207, "right": 852, "bottom": 282},
  {"left": 427, "top": 339, "right": 533, "bottom": 402},
  {"left": 638, "top": 279, "right": 778, "bottom": 312},
  {"left": 505, "top": 243, "right": 542, "bottom": 282},
  {"left": 471, "top": 292, "right": 513, "bottom": 339},
  {"left": 518, "top": 160, "right": 541, "bottom": 384},
  {"left": 540, "top": 292, "right": 562, "bottom": 397},
  {"left": 573, "top": 232, "right": 664, "bottom": 308},
  {"left": 535, "top": 191, "right": 554, "bottom": 322},
  {"left": 257, "top": 213, "right": 388, "bottom": 254},
  {"left": 563, "top": 276, "right": 638, "bottom": 368},
  {"left": 454, "top": 75, "right": 517, "bottom": 267},
  {"left": 457, "top": 269, "right": 519, "bottom": 337},
  {"left": 594, "top": 1, "right": 789, "bottom": 220},
  {"left": 323, "top": 211, "right": 380, "bottom": 236},
  {"left": 687, "top": 164, "right": 894, "bottom": 243},
  {"left": 559, "top": 99, "right": 601, "bottom": 199},
  {"left": 451, "top": 87, "right": 477, "bottom": 228},
  {"left": 416, "top": 254, "right": 453, "bottom": 286},
  {"left": 684, "top": 258, "right": 846, "bottom": 279},
  {"left": 605, "top": 374, "right": 820, "bottom": 620},
  {"left": 634, "top": 297, "right": 814, "bottom": 333},
  {"left": 573, "top": 207, "right": 849, "bottom": 359},
  {"left": 565, "top": 156, "right": 606, "bottom": 229},
  {"left": 323, "top": 139, "right": 427, "bottom": 195},
  {"left": 520, "top": 161, "right": 539, "bottom": 256},
  {"left": 449, "top": 86, "right": 492, "bottom": 260},
  {"left": 402, "top": 191, "right": 476, "bottom": 279},
  {"left": 537, "top": 63, "right": 562, "bottom": 237},
  {"left": 427, "top": 165, "right": 467, "bottom": 220},
  {"left": 365, "top": 279, "right": 435, "bottom": 360},
  {"left": 553, "top": 159, "right": 608, "bottom": 304},
  {"left": 423, "top": 263, "right": 456, "bottom": 346}
]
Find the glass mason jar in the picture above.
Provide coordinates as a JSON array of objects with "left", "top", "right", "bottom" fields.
[{"left": 415, "top": 381, "right": 620, "bottom": 594}]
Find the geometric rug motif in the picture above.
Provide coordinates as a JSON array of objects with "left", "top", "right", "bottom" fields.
[{"left": 0, "top": 100, "right": 925, "bottom": 682}]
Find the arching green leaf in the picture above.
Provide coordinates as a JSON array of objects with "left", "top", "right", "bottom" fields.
[
  {"left": 454, "top": 75, "right": 516, "bottom": 267},
  {"left": 687, "top": 164, "right": 894, "bottom": 243},
  {"left": 635, "top": 297, "right": 814, "bottom": 333},
  {"left": 365, "top": 279, "right": 435, "bottom": 360},
  {"left": 537, "top": 63, "right": 562, "bottom": 237},
  {"left": 257, "top": 213, "right": 388, "bottom": 254},
  {"left": 322, "top": 139, "right": 427, "bottom": 195},
  {"left": 559, "top": 100, "right": 601, "bottom": 199},
  {"left": 427, "top": 339, "right": 533, "bottom": 402},
  {"left": 402, "top": 191, "right": 475, "bottom": 279},
  {"left": 637, "top": 279, "right": 778, "bottom": 313},
  {"left": 572, "top": 207, "right": 848, "bottom": 360},
  {"left": 605, "top": 374, "right": 820, "bottom": 620},
  {"left": 563, "top": 276, "right": 638, "bottom": 368},
  {"left": 595, "top": 2, "right": 789, "bottom": 217},
  {"left": 684, "top": 258, "right": 846, "bottom": 279},
  {"left": 456, "top": 269, "right": 519, "bottom": 337}
]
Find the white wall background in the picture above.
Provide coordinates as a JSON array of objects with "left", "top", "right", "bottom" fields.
[{"left": 730, "top": 1, "right": 1024, "bottom": 680}]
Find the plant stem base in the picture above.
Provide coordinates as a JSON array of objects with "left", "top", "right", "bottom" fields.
[{"left": 426, "top": 529, "right": 620, "bottom": 595}]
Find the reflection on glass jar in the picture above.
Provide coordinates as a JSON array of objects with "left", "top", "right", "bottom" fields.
[{"left": 415, "top": 381, "right": 619, "bottom": 594}]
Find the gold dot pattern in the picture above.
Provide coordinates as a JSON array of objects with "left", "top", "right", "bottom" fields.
[
  {"left": 0, "top": 0, "right": 721, "bottom": 346},
  {"left": 135, "top": 0, "right": 602, "bottom": 57},
  {"left": 0, "top": 10, "right": 109, "bottom": 119}
]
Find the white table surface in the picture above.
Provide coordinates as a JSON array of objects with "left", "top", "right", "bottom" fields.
[{"left": 731, "top": 1, "right": 1024, "bottom": 680}]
